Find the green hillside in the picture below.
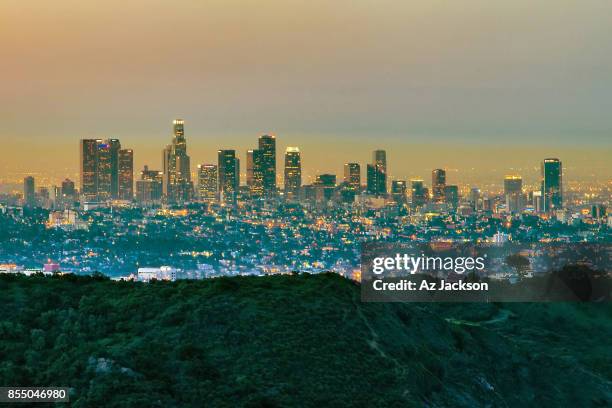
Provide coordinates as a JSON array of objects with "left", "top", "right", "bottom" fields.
[{"left": 0, "top": 273, "right": 610, "bottom": 407}]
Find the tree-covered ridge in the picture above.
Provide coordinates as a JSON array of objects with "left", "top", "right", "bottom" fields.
[{"left": 0, "top": 273, "right": 610, "bottom": 407}]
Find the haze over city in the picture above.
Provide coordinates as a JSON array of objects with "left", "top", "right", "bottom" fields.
[{"left": 1, "top": 0, "right": 611, "bottom": 184}]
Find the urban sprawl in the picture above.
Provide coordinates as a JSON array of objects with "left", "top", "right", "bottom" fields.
[{"left": 0, "top": 120, "right": 609, "bottom": 282}]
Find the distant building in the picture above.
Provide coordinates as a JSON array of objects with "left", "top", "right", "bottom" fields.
[
  {"left": 198, "top": 164, "right": 218, "bottom": 201},
  {"left": 284, "top": 147, "right": 301, "bottom": 200},
  {"left": 367, "top": 150, "right": 387, "bottom": 196},
  {"left": 80, "top": 138, "right": 133, "bottom": 202},
  {"left": 162, "top": 119, "right": 193, "bottom": 203},
  {"left": 391, "top": 180, "right": 407, "bottom": 205},
  {"left": 315, "top": 174, "right": 336, "bottom": 202},
  {"left": 259, "top": 134, "right": 276, "bottom": 197},
  {"left": 469, "top": 187, "right": 481, "bottom": 211},
  {"left": 61, "top": 179, "right": 76, "bottom": 202},
  {"left": 444, "top": 185, "right": 459, "bottom": 209},
  {"left": 541, "top": 158, "right": 562, "bottom": 212},
  {"left": 218, "top": 150, "right": 239, "bottom": 204},
  {"left": 118, "top": 149, "right": 134, "bottom": 200},
  {"left": 343, "top": 163, "right": 361, "bottom": 190},
  {"left": 136, "top": 165, "right": 163, "bottom": 203},
  {"left": 410, "top": 179, "right": 427, "bottom": 208},
  {"left": 247, "top": 149, "right": 263, "bottom": 197},
  {"left": 23, "top": 176, "right": 35, "bottom": 207},
  {"left": 432, "top": 169, "right": 446, "bottom": 203},
  {"left": 504, "top": 175, "right": 523, "bottom": 213}
]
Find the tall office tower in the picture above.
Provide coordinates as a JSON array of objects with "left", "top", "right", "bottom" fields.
[
  {"left": 162, "top": 119, "right": 193, "bottom": 203},
  {"left": 444, "top": 185, "right": 459, "bottom": 208},
  {"left": 343, "top": 163, "right": 361, "bottom": 190},
  {"left": 391, "top": 180, "right": 407, "bottom": 205},
  {"left": 410, "top": 179, "right": 427, "bottom": 208},
  {"left": 247, "top": 149, "right": 264, "bottom": 197},
  {"left": 373, "top": 150, "right": 387, "bottom": 173},
  {"left": 96, "top": 142, "right": 113, "bottom": 200},
  {"left": 258, "top": 134, "right": 276, "bottom": 197},
  {"left": 198, "top": 164, "right": 218, "bottom": 201},
  {"left": 107, "top": 138, "right": 121, "bottom": 198},
  {"left": 118, "top": 149, "right": 134, "bottom": 200},
  {"left": 541, "top": 158, "right": 562, "bottom": 212},
  {"left": 315, "top": 174, "right": 336, "bottom": 202},
  {"left": 136, "top": 165, "right": 163, "bottom": 203},
  {"left": 366, "top": 164, "right": 386, "bottom": 196},
  {"left": 61, "top": 179, "right": 76, "bottom": 201},
  {"left": 469, "top": 187, "right": 481, "bottom": 210},
  {"left": 284, "top": 147, "right": 301, "bottom": 200},
  {"left": 218, "top": 150, "right": 239, "bottom": 203},
  {"left": 80, "top": 139, "right": 99, "bottom": 200},
  {"left": 367, "top": 150, "right": 387, "bottom": 196},
  {"left": 432, "top": 169, "right": 446, "bottom": 203},
  {"left": 23, "top": 176, "right": 35, "bottom": 207},
  {"left": 504, "top": 175, "right": 523, "bottom": 213}
]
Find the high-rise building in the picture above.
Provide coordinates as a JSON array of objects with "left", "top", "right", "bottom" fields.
[
  {"left": 218, "top": 150, "right": 239, "bottom": 203},
  {"left": 284, "top": 147, "right": 301, "bottom": 200},
  {"left": 366, "top": 150, "right": 387, "bottom": 196},
  {"left": 107, "top": 138, "right": 121, "bottom": 198},
  {"left": 198, "top": 164, "right": 218, "bottom": 201},
  {"left": 410, "top": 179, "right": 427, "bottom": 208},
  {"left": 61, "top": 179, "right": 76, "bottom": 201},
  {"left": 373, "top": 150, "right": 387, "bottom": 173},
  {"left": 391, "top": 180, "right": 407, "bottom": 205},
  {"left": 80, "top": 139, "right": 99, "bottom": 200},
  {"left": 366, "top": 155, "right": 386, "bottom": 196},
  {"left": 444, "top": 185, "right": 459, "bottom": 208},
  {"left": 96, "top": 142, "right": 113, "bottom": 200},
  {"left": 23, "top": 176, "right": 35, "bottom": 207},
  {"left": 541, "top": 158, "right": 562, "bottom": 212},
  {"left": 315, "top": 174, "right": 336, "bottom": 202},
  {"left": 136, "top": 165, "right": 163, "bottom": 203},
  {"left": 247, "top": 149, "right": 263, "bottom": 197},
  {"left": 162, "top": 119, "right": 193, "bottom": 203},
  {"left": 504, "top": 175, "right": 523, "bottom": 213},
  {"left": 343, "top": 163, "right": 361, "bottom": 190},
  {"left": 432, "top": 169, "right": 446, "bottom": 203},
  {"left": 258, "top": 134, "right": 276, "bottom": 197},
  {"left": 469, "top": 187, "right": 481, "bottom": 211},
  {"left": 118, "top": 149, "right": 134, "bottom": 200}
]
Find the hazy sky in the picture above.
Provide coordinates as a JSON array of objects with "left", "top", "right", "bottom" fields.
[{"left": 1, "top": 0, "right": 611, "bottom": 183}]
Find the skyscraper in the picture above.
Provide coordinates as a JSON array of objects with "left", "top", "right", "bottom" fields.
[
  {"left": 373, "top": 150, "right": 386, "bottom": 173},
  {"left": 61, "top": 179, "right": 76, "bottom": 201},
  {"left": 315, "top": 174, "right": 336, "bottom": 203},
  {"left": 23, "top": 176, "right": 35, "bottom": 207},
  {"left": 96, "top": 142, "right": 113, "bottom": 201},
  {"left": 80, "top": 139, "right": 99, "bottom": 200},
  {"left": 258, "top": 134, "right": 276, "bottom": 197},
  {"left": 198, "top": 164, "right": 218, "bottom": 201},
  {"left": 391, "top": 180, "right": 407, "bottom": 205},
  {"left": 284, "top": 147, "right": 301, "bottom": 200},
  {"left": 136, "top": 165, "right": 163, "bottom": 203},
  {"left": 162, "top": 119, "right": 193, "bottom": 203},
  {"left": 367, "top": 150, "right": 387, "bottom": 196},
  {"left": 541, "top": 158, "right": 562, "bottom": 212},
  {"left": 343, "top": 163, "right": 361, "bottom": 190},
  {"left": 410, "top": 179, "right": 427, "bottom": 208},
  {"left": 246, "top": 149, "right": 263, "bottom": 197},
  {"left": 432, "top": 169, "right": 446, "bottom": 203},
  {"left": 504, "top": 175, "right": 523, "bottom": 213},
  {"left": 107, "top": 138, "right": 121, "bottom": 199},
  {"left": 218, "top": 150, "right": 239, "bottom": 204},
  {"left": 118, "top": 149, "right": 134, "bottom": 200},
  {"left": 444, "top": 185, "right": 459, "bottom": 209}
]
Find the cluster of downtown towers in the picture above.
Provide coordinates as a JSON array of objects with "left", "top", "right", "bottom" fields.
[{"left": 76, "top": 119, "right": 564, "bottom": 212}]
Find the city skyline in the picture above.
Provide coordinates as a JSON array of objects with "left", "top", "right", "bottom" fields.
[{"left": 1, "top": 1, "right": 611, "bottom": 183}]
